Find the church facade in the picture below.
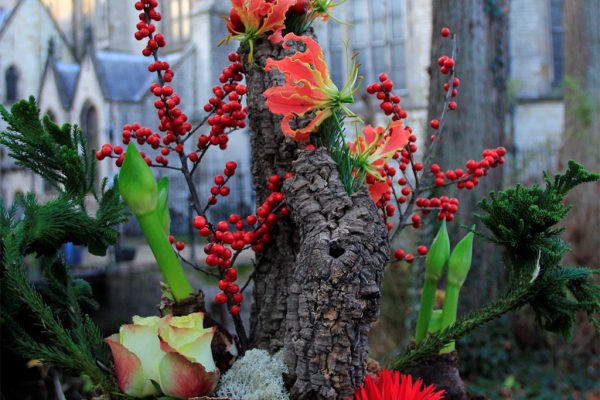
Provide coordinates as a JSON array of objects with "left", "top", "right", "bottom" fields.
[{"left": 1, "top": 0, "right": 564, "bottom": 217}]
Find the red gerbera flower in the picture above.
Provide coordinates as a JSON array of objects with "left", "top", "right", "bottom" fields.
[{"left": 351, "top": 370, "right": 445, "bottom": 400}]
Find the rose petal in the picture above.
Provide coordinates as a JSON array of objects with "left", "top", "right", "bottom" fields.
[
  {"left": 158, "top": 352, "right": 220, "bottom": 399},
  {"left": 120, "top": 324, "right": 164, "bottom": 391},
  {"left": 104, "top": 334, "right": 155, "bottom": 397},
  {"left": 176, "top": 328, "right": 217, "bottom": 371}
]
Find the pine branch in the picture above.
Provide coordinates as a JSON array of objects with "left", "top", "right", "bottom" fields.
[
  {"left": 2, "top": 261, "right": 116, "bottom": 395},
  {"left": 0, "top": 97, "right": 97, "bottom": 198},
  {"left": 313, "top": 109, "right": 364, "bottom": 194}
]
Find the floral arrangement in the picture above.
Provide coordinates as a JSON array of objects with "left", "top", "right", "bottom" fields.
[{"left": 1, "top": 1, "right": 599, "bottom": 400}]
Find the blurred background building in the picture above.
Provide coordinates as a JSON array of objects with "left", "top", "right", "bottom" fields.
[{"left": 0, "top": 0, "right": 564, "bottom": 209}]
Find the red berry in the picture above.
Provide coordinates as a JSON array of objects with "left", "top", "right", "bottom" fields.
[
  {"left": 215, "top": 292, "right": 228, "bottom": 304},
  {"left": 417, "top": 245, "right": 428, "bottom": 255},
  {"left": 230, "top": 305, "right": 241, "bottom": 315},
  {"left": 448, "top": 101, "right": 457, "bottom": 110},
  {"left": 394, "top": 249, "right": 405, "bottom": 260},
  {"left": 441, "top": 27, "right": 450, "bottom": 37},
  {"left": 430, "top": 119, "right": 440, "bottom": 129},
  {"left": 175, "top": 241, "right": 185, "bottom": 251},
  {"left": 233, "top": 293, "right": 243, "bottom": 303}
]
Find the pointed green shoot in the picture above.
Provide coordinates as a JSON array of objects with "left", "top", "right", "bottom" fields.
[
  {"left": 119, "top": 143, "right": 158, "bottom": 216},
  {"left": 415, "top": 220, "right": 450, "bottom": 344},
  {"left": 156, "top": 177, "right": 171, "bottom": 235},
  {"left": 118, "top": 144, "right": 193, "bottom": 301},
  {"left": 440, "top": 227, "right": 475, "bottom": 353}
]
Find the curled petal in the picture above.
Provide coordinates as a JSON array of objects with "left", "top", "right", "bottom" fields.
[
  {"left": 280, "top": 33, "right": 331, "bottom": 82},
  {"left": 264, "top": 83, "right": 329, "bottom": 116},
  {"left": 281, "top": 109, "right": 332, "bottom": 141},
  {"left": 377, "top": 120, "right": 410, "bottom": 159},
  {"left": 262, "top": 0, "right": 296, "bottom": 43},
  {"left": 104, "top": 334, "right": 156, "bottom": 397},
  {"left": 159, "top": 352, "right": 220, "bottom": 399}
]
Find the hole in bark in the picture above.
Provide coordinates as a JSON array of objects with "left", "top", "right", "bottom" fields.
[{"left": 329, "top": 245, "right": 345, "bottom": 258}]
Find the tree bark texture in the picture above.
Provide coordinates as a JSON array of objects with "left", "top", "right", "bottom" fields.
[
  {"left": 282, "top": 149, "right": 390, "bottom": 399},
  {"left": 408, "top": 351, "right": 469, "bottom": 400},
  {"left": 559, "top": 0, "right": 600, "bottom": 267},
  {"left": 426, "top": 0, "right": 509, "bottom": 311},
  {"left": 242, "top": 37, "right": 299, "bottom": 352}
]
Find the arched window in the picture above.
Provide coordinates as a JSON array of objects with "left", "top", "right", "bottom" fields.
[
  {"left": 80, "top": 102, "right": 100, "bottom": 188},
  {"left": 5, "top": 65, "right": 19, "bottom": 103},
  {"left": 80, "top": 102, "right": 99, "bottom": 154}
]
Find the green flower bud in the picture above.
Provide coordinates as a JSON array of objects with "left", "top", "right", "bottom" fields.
[
  {"left": 447, "top": 228, "right": 475, "bottom": 287},
  {"left": 156, "top": 177, "right": 171, "bottom": 235},
  {"left": 425, "top": 220, "right": 450, "bottom": 281},
  {"left": 119, "top": 143, "right": 157, "bottom": 216}
]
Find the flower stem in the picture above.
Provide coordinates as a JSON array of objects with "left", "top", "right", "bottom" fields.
[
  {"left": 138, "top": 211, "right": 194, "bottom": 301},
  {"left": 440, "top": 284, "right": 460, "bottom": 352},
  {"left": 415, "top": 279, "right": 438, "bottom": 344}
]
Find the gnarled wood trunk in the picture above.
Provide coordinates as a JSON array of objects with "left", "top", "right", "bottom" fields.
[
  {"left": 283, "top": 149, "right": 389, "bottom": 399},
  {"left": 242, "top": 38, "right": 299, "bottom": 352}
]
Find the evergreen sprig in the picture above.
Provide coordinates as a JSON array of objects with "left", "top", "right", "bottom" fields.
[
  {"left": 0, "top": 97, "right": 128, "bottom": 397},
  {"left": 1, "top": 258, "right": 116, "bottom": 395},
  {"left": 313, "top": 109, "right": 364, "bottom": 194},
  {"left": 0, "top": 97, "right": 96, "bottom": 199},
  {"left": 391, "top": 161, "right": 600, "bottom": 370}
]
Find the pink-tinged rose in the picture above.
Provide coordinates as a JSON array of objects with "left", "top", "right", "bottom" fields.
[
  {"left": 104, "top": 316, "right": 163, "bottom": 397},
  {"left": 105, "top": 313, "right": 219, "bottom": 399},
  {"left": 157, "top": 313, "right": 220, "bottom": 399}
]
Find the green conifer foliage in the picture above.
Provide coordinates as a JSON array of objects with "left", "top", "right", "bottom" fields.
[
  {"left": 391, "top": 161, "right": 600, "bottom": 370},
  {"left": 1, "top": 98, "right": 128, "bottom": 397}
]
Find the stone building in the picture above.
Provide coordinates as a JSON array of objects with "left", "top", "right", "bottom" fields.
[
  {"left": 0, "top": 0, "right": 565, "bottom": 209},
  {"left": 0, "top": 0, "right": 253, "bottom": 226}
]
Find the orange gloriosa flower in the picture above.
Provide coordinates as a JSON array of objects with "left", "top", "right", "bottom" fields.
[
  {"left": 225, "top": 0, "right": 296, "bottom": 47},
  {"left": 263, "top": 33, "right": 361, "bottom": 141},
  {"left": 348, "top": 120, "right": 410, "bottom": 203},
  {"left": 351, "top": 369, "right": 444, "bottom": 400}
]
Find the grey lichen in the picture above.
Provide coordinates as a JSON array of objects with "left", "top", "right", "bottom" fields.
[{"left": 215, "top": 349, "right": 289, "bottom": 400}]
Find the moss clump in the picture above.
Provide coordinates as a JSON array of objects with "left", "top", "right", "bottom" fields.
[{"left": 216, "top": 349, "right": 289, "bottom": 400}]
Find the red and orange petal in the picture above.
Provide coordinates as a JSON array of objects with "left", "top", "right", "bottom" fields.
[
  {"left": 260, "top": 0, "right": 296, "bottom": 43},
  {"left": 367, "top": 180, "right": 390, "bottom": 204},
  {"left": 263, "top": 81, "right": 329, "bottom": 116},
  {"left": 227, "top": 0, "right": 296, "bottom": 43},
  {"left": 280, "top": 109, "right": 332, "bottom": 141},
  {"left": 377, "top": 120, "right": 410, "bottom": 159},
  {"left": 158, "top": 352, "right": 220, "bottom": 399},
  {"left": 278, "top": 33, "right": 332, "bottom": 87},
  {"left": 104, "top": 334, "right": 151, "bottom": 397}
]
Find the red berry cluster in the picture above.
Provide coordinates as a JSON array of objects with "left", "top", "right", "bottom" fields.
[
  {"left": 134, "top": 0, "right": 164, "bottom": 56},
  {"left": 416, "top": 195, "right": 460, "bottom": 221},
  {"left": 95, "top": 143, "right": 123, "bottom": 162},
  {"left": 393, "top": 244, "right": 428, "bottom": 264},
  {"left": 204, "top": 161, "right": 238, "bottom": 207},
  {"left": 198, "top": 53, "right": 247, "bottom": 154},
  {"left": 366, "top": 73, "right": 407, "bottom": 120},
  {"left": 193, "top": 174, "right": 289, "bottom": 315},
  {"left": 430, "top": 146, "right": 506, "bottom": 190}
]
